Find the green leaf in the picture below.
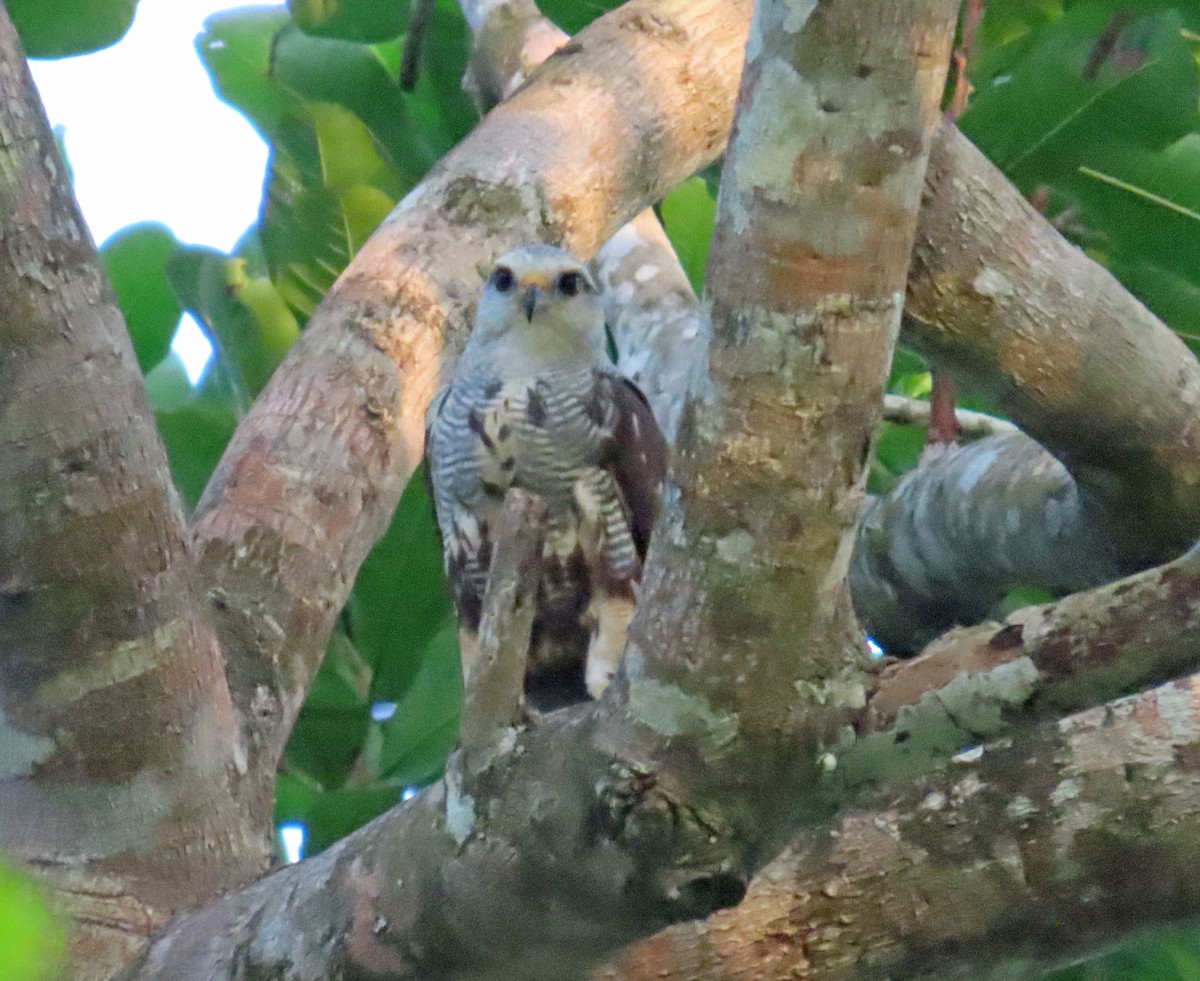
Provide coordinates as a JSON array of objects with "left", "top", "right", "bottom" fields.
[
  {"left": 1072, "top": 135, "right": 1200, "bottom": 287},
  {"left": 166, "top": 246, "right": 296, "bottom": 403},
  {"left": 9, "top": 0, "right": 136, "bottom": 58},
  {"left": 0, "top": 860, "right": 65, "bottom": 981},
  {"left": 961, "top": 5, "right": 1200, "bottom": 193},
  {"left": 289, "top": 0, "right": 410, "bottom": 42},
  {"left": 539, "top": 0, "right": 624, "bottom": 34},
  {"left": 353, "top": 464, "right": 454, "bottom": 687},
  {"left": 286, "top": 703, "right": 373, "bottom": 789},
  {"left": 154, "top": 400, "right": 238, "bottom": 509},
  {"left": 143, "top": 354, "right": 196, "bottom": 413},
  {"left": 305, "top": 782, "right": 405, "bottom": 853},
  {"left": 101, "top": 223, "right": 183, "bottom": 374},
  {"left": 868, "top": 421, "right": 926, "bottom": 495},
  {"left": 377, "top": 620, "right": 461, "bottom": 786},
  {"left": 197, "top": 8, "right": 295, "bottom": 140},
  {"left": 660, "top": 177, "right": 717, "bottom": 293},
  {"left": 275, "top": 770, "right": 321, "bottom": 827}
]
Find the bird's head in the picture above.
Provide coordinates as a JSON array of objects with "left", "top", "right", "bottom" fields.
[{"left": 471, "top": 245, "right": 607, "bottom": 363}]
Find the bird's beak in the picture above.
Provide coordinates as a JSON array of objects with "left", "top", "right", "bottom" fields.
[{"left": 521, "top": 284, "right": 543, "bottom": 322}]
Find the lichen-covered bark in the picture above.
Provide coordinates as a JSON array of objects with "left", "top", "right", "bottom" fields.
[
  {"left": 605, "top": 670, "right": 1200, "bottom": 980},
  {"left": 630, "top": 0, "right": 958, "bottom": 733},
  {"left": 0, "top": 10, "right": 266, "bottom": 979},
  {"left": 191, "top": 0, "right": 753, "bottom": 780},
  {"left": 870, "top": 540, "right": 1200, "bottom": 732}
]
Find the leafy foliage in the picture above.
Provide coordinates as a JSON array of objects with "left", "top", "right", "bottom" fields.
[
  {"left": 0, "top": 861, "right": 64, "bottom": 981},
  {"left": 39, "top": 0, "right": 1200, "bottom": 971},
  {"left": 9, "top": 0, "right": 136, "bottom": 58}
]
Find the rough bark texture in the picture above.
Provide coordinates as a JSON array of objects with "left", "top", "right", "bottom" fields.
[
  {"left": 870, "top": 541, "right": 1200, "bottom": 733},
  {"left": 604, "top": 670, "right": 1200, "bottom": 980},
  {"left": 0, "top": 9, "right": 267, "bottom": 979},
  {"left": 630, "top": 0, "right": 958, "bottom": 731},
  {"left": 7, "top": 0, "right": 1200, "bottom": 976},
  {"left": 190, "top": 0, "right": 753, "bottom": 782}
]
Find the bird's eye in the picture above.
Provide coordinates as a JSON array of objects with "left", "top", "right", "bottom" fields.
[
  {"left": 557, "top": 271, "right": 584, "bottom": 297},
  {"left": 492, "top": 266, "right": 515, "bottom": 292}
]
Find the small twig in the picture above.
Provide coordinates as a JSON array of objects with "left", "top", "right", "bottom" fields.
[
  {"left": 883, "top": 393, "right": 1017, "bottom": 440},
  {"left": 946, "top": 0, "right": 984, "bottom": 120},
  {"left": 458, "top": 489, "right": 548, "bottom": 761},
  {"left": 400, "top": 0, "right": 437, "bottom": 90},
  {"left": 1083, "top": 12, "right": 1133, "bottom": 82}
]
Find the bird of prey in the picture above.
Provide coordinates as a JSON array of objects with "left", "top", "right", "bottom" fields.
[{"left": 426, "top": 244, "right": 667, "bottom": 706}]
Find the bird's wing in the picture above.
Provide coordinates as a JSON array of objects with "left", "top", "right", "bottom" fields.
[{"left": 591, "top": 372, "right": 668, "bottom": 561}]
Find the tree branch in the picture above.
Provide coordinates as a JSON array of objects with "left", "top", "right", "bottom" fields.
[
  {"left": 458, "top": 489, "right": 546, "bottom": 758},
  {"left": 906, "top": 121, "right": 1200, "bottom": 564},
  {"left": 605, "top": 669, "right": 1200, "bottom": 980},
  {"left": 630, "top": 0, "right": 958, "bottom": 731},
  {"left": 0, "top": 8, "right": 266, "bottom": 977},
  {"left": 190, "top": 0, "right": 753, "bottom": 778},
  {"left": 882, "top": 394, "right": 1017, "bottom": 439}
]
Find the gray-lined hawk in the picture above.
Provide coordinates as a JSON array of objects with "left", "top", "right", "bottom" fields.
[{"left": 426, "top": 245, "right": 667, "bottom": 705}]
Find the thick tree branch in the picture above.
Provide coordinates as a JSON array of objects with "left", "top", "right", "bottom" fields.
[
  {"left": 605, "top": 670, "right": 1200, "bottom": 980},
  {"left": 630, "top": 0, "right": 958, "bottom": 731},
  {"left": 121, "top": 540, "right": 1200, "bottom": 981},
  {"left": 870, "top": 539, "right": 1200, "bottom": 733},
  {"left": 905, "top": 122, "right": 1200, "bottom": 564},
  {"left": 853, "top": 121, "right": 1200, "bottom": 649},
  {"left": 0, "top": 9, "right": 266, "bottom": 978},
  {"left": 190, "top": 0, "right": 753, "bottom": 778}
]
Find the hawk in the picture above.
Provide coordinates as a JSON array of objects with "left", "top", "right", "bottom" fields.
[{"left": 426, "top": 245, "right": 667, "bottom": 706}]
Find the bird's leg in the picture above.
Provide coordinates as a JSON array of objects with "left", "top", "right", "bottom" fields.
[
  {"left": 585, "top": 592, "right": 635, "bottom": 699},
  {"left": 459, "top": 627, "right": 482, "bottom": 688}
]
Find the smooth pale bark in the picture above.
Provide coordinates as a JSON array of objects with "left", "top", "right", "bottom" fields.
[
  {"left": 881, "top": 394, "right": 1017, "bottom": 439},
  {"left": 190, "top": 0, "right": 753, "bottom": 780},
  {"left": 0, "top": 9, "right": 266, "bottom": 979}
]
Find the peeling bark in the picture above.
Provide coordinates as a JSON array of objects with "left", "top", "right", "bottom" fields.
[{"left": 0, "top": 10, "right": 266, "bottom": 978}]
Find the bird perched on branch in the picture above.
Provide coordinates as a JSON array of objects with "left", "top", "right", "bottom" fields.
[{"left": 426, "top": 244, "right": 667, "bottom": 706}]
